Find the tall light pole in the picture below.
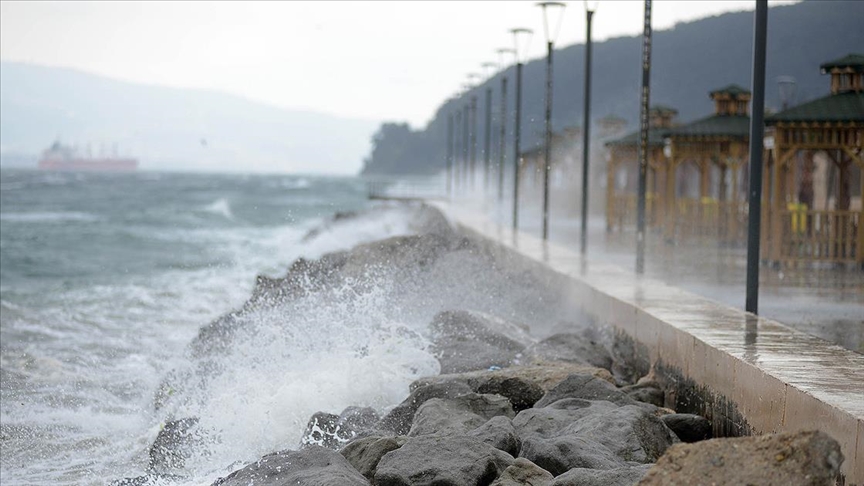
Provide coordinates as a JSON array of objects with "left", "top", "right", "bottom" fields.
[
  {"left": 496, "top": 48, "right": 515, "bottom": 204},
  {"left": 454, "top": 107, "right": 462, "bottom": 193},
  {"left": 510, "top": 27, "right": 533, "bottom": 231},
  {"left": 446, "top": 112, "right": 454, "bottom": 198},
  {"left": 537, "top": 2, "right": 566, "bottom": 241},
  {"left": 580, "top": 0, "right": 598, "bottom": 254},
  {"left": 481, "top": 62, "right": 497, "bottom": 194},
  {"left": 462, "top": 100, "right": 470, "bottom": 195},
  {"left": 467, "top": 73, "right": 481, "bottom": 192},
  {"left": 636, "top": 0, "right": 652, "bottom": 274}
]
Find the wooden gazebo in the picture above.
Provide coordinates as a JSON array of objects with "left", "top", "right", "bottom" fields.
[
  {"left": 663, "top": 85, "right": 751, "bottom": 243},
  {"left": 763, "top": 54, "right": 864, "bottom": 267},
  {"left": 604, "top": 106, "right": 677, "bottom": 232}
]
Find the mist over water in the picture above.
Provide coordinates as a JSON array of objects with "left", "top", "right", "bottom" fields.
[{"left": 0, "top": 169, "right": 587, "bottom": 485}]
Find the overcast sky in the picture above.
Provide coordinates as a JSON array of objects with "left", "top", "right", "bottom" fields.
[{"left": 2, "top": 1, "right": 797, "bottom": 128}]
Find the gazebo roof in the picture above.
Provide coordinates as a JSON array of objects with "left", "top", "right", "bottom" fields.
[
  {"left": 710, "top": 84, "right": 751, "bottom": 98},
  {"left": 668, "top": 114, "right": 750, "bottom": 139},
  {"left": 605, "top": 128, "right": 668, "bottom": 147},
  {"left": 820, "top": 53, "right": 864, "bottom": 74},
  {"left": 766, "top": 91, "right": 864, "bottom": 124}
]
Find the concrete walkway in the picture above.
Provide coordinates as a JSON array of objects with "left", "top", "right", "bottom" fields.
[{"left": 432, "top": 199, "right": 864, "bottom": 484}]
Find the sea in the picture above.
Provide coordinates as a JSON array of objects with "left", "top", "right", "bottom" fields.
[{"left": 0, "top": 169, "right": 452, "bottom": 485}]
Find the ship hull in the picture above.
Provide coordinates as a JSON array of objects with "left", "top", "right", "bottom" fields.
[{"left": 38, "top": 158, "right": 138, "bottom": 172}]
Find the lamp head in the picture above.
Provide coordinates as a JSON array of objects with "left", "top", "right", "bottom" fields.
[
  {"left": 584, "top": 0, "right": 600, "bottom": 13},
  {"left": 509, "top": 28, "right": 533, "bottom": 63},
  {"left": 536, "top": 1, "right": 566, "bottom": 44}
]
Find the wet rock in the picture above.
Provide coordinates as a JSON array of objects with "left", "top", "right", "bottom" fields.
[
  {"left": 552, "top": 464, "right": 652, "bottom": 485},
  {"left": 212, "top": 446, "right": 367, "bottom": 486},
  {"left": 519, "top": 435, "right": 626, "bottom": 476},
  {"left": 408, "top": 393, "right": 515, "bottom": 437},
  {"left": 430, "top": 309, "right": 533, "bottom": 374},
  {"left": 340, "top": 435, "right": 408, "bottom": 480},
  {"left": 411, "top": 362, "right": 616, "bottom": 395},
  {"left": 111, "top": 474, "right": 184, "bottom": 486},
  {"left": 513, "top": 399, "right": 619, "bottom": 440},
  {"left": 638, "top": 430, "right": 843, "bottom": 486},
  {"left": 374, "top": 435, "right": 515, "bottom": 486},
  {"left": 377, "top": 381, "right": 474, "bottom": 435},
  {"left": 148, "top": 417, "right": 200, "bottom": 475},
  {"left": 477, "top": 376, "right": 546, "bottom": 412},
  {"left": 659, "top": 413, "right": 711, "bottom": 443},
  {"left": 525, "top": 333, "right": 613, "bottom": 370},
  {"left": 490, "top": 457, "right": 555, "bottom": 486},
  {"left": 621, "top": 382, "right": 665, "bottom": 408},
  {"left": 469, "top": 416, "right": 522, "bottom": 457},
  {"left": 300, "top": 412, "right": 342, "bottom": 449},
  {"left": 534, "top": 374, "right": 637, "bottom": 408}
]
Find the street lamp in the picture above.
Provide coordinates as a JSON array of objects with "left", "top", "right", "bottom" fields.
[
  {"left": 510, "top": 27, "right": 533, "bottom": 231},
  {"left": 537, "top": 1, "right": 566, "bottom": 241},
  {"left": 496, "top": 48, "right": 516, "bottom": 204},
  {"left": 481, "top": 62, "right": 498, "bottom": 193},
  {"left": 581, "top": 0, "right": 599, "bottom": 254},
  {"left": 467, "top": 73, "right": 481, "bottom": 191}
]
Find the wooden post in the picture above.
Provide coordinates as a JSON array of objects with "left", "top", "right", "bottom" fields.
[
  {"left": 665, "top": 154, "right": 677, "bottom": 242},
  {"left": 607, "top": 149, "right": 617, "bottom": 232}
]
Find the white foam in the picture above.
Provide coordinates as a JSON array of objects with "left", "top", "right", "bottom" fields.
[
  {"left": 200, "top": 198, "right": 233, "bottom": 219},
  {"left": 0, "top": 211, "right": 102, "bottom": 223}
]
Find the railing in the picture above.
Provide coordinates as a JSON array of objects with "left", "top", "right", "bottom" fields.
[
  {"left": 778, "top": 209, "right": 860, "bottom": 264},
  {"left": 366, "top": 176, "right": 448, "bottom": 201},
  {"left": 672, "top": 199, "right": 748, "bottom": 243},
  {"left": 607, "top": 193, "right": 660, "bottom": 231}
]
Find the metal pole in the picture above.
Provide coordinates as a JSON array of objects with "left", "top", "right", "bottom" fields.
[
  {"left": 746, "top": 0, "right": 768, "bottom": 314},
  {"left": 454, "top": 109, "right": 462, "bottom": 193},
  {"left": 580, "top": 9, "right": 593, "bottom": 254},
  {"left": 543, "top": 41, "right": 554, "bottom": 241},
  {"left": 498, "top": 76, "right": 508, "bottom": 203},
  {"left": 484, "top": 87, "right": 493, "bottom": 193},
  {"left": 470, "top": 96, "right": 478, "bottom": 191},
  {"left": 636, "top": 0, "right": 652, "bottom": 274},
  {"left": 462, "top": 104, "right": 470, "bottom": 193},
  {"left": 513, "top": 62, "right": 524, "bottom": 231},
  {"left": 446, "top": 113, "right": 453, "bottom": 198}
]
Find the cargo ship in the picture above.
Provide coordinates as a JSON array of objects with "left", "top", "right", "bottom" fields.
[{"left": 38, "top": 141, "right": 138, "bottom": 172}]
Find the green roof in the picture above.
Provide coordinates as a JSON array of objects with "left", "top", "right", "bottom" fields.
[
  {"left": 710, "top": 84, "right": 751, "bottom": 98},
  {"left": 650, "top": 105, "right": 678, "bottom": 115},
  {"left": 820, "top": 53, "right": 864, "bottom": 73},
  {"left": 668, "top": 114, "right": 750, "bottom": 139},
  {"left": 605, "top": 128, "right": 668, "bottom": 147},
  {"left": 766, "top": 91, "right": 864, "bottom": 124}
]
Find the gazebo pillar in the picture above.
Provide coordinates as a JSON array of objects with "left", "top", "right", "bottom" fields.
[{"left": 606, "top": 148, "right": 619, "bottom": 231}]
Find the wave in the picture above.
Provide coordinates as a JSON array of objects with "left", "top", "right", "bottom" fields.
[
  {"left": 200, "top": 198, "right": 233, "bottom": 219},
  {"left": 0, "top": 211, "right": 102, "bottom": 223}
]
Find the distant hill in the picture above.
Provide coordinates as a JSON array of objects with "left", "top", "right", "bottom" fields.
[
  {"left": 0, "top": 63, "right": 378, "bottom": 174},
  {"left": 361, "top": 0, "right": 864, "bottom": 175}
]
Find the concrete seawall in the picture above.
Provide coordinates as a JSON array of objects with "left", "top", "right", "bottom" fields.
[{"left": 433, "top": 202, "right": 864, "bottom": 484}]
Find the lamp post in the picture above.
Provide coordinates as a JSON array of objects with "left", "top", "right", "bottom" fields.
[
  {"left": 446, "top": 112, "right": 454, "bottom": 198},
  {"left": 636, "top": 0, "right": 652, "bottom": 274},
  {"left": 481, "top": 62, "right": 497, "bottom": 194},
  {"left": 467, "top": 73, "right": 481, "bottom": 192},
  {"left": 462, "top": 100, "right": 470, "bottom": 194},
  {"left": 496, "top": 48, "right": 515, "bottom": 204},
  {"left": 510, "top": 27, "right": 533, "bottom": 231},
  {"left": 580, "top": 0, "right": 598, "bottom": 254},
  {"left": 537, "top": 2, "right": 566, "bottom": 241}
]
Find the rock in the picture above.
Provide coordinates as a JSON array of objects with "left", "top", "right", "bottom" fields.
[
  {"left": 409, "top": 393, "right": 515, "bottom": 437},
  {"left": 525, "top": 333, "right": 613, "bottom": 370},
  {"left": 300, "top": 412, "right": 341, "bottom": 449},
  {"left": 519, "top": 435, "right": 626, "bottom": 476},
  {"left": 534, "top": 374, "right": 637, "bottom": 408},
  {"left": 513, "top": 399, "right": 619, "bottom": 440},
  {"left": 211, "top": 446, "right": 367, "bottom": 486},
  {"left": 337, "top": 406, "right": 380, "bottom": 442},
  {"left": 477, "top": 376, "right": 546, "bottom": 412},
  {"left": 374, "top": 435, "right": 515, "bottom": 486},
  {"left": 429, "top": 310, "right": 533, "bottom": 374},
  {"left": 340, "top": 435, "right": 408, "bottom": 480},
  {"left": 638, "top": 430, "right": 843, "bottom": 486},
  {"left": 659, "top": 414, "right": 712, "bottom": 443},
  {"left": 621, "top": 383, "right": 665, "bottom": 408},
  {"left": 411, "top": 362, "right": 615, "bottom": 395},
  {"left": 377, "top": 381, "right": 474, "bottom": 435},
  {"left": 111, "top": 474, "right": 184, "bottom": 486},
  {"left": 148, "top": 417, "right": 200, "bottom": 475},
  {"left": 470, "top": 416, "right": 522, "bottom": 457},
  {"left": 552, "top": 465, "right": 652, "bottom": 485},
  {"left": 561, "top": 404, "right": 678, "bottom": 464},
  {"left": 490, "top": 457, "right": 555, "bottom": 486}
]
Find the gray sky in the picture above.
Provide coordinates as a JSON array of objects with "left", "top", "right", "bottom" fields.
[{"left": 2, "top": 1, "right": 796, "bottom": 128}]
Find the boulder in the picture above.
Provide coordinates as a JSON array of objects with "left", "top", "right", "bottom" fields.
[
  {"left": 534, "top": 374, "right": 637, "bottom": 408},
  {"left": 148, "top": 417, "right": 200, "bottom": 475},
  {"left": 469, "top": 416, "right": 522, "bottom": 457},
  {"left": 429, "top": 310, "right": 533, "bottom": 374},
  {"left": 408, "top": 393, "right": 515, "bottom": 437},
  {"left": 490, "top": 457, "right": 555, "bottom": 486},
  {"left": 621, "top": 382, "right": 665, "bottom": 408},
  {"left": 211, "top": 446, "right": 367, "bottom": 486},
  {"left": 300, "top": 406, "right": 382, "bottom": 449},
  {"left": 477, "top": 376, "right": 546, "bottom": 412},
  {"left": 339, "top": 435, "right": 408, "bottom": 480},
  {"left": 525, "top": 333, "right": 613, "bottom": 370},
  {"left": 552, "top": 465, "right": 652, "bottom": 486},
  {"left": 377, "top": 381, "right": 474, "bottom": 435},
  {"left": 513, "top": 399, "right": 619, "bottom": 440},
  {"left": 519, "top": 436, "right": 626, "bottom": 476},
  {"left": 638, "top": 430, "right": 843, "bottom": 486},
  {"left": 374, "top": 435, "right": 515, "bottom": 486},
  {"left": 659, "top": 414, "right": 712, "bottom": 443}
]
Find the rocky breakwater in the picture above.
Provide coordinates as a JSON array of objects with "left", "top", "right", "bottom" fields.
[{"left": 115, "top": 203, "right": 845, "bottom": 486}]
